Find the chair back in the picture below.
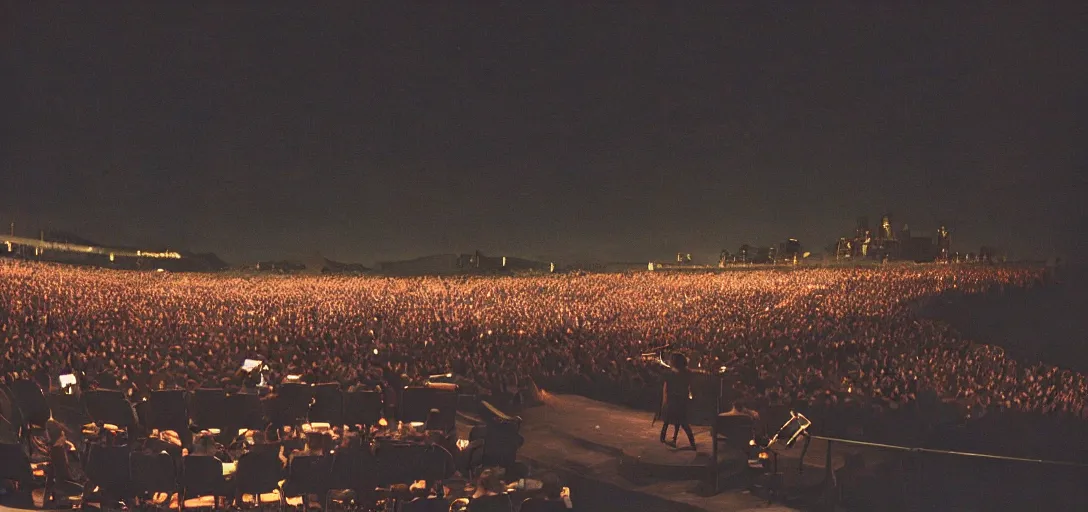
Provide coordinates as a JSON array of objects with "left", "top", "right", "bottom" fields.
[
  {"left": 326, "top": 450, "right": 358, "bottom": 492},
  {"left": 374, "top": 441, "right": 433, "bottom": 486},
  {"left": 466, "top": 493, "right": 514, "bottom": 512},
  {"left": 417, "top": 444, "right": 455, "bottom": 482},
  {"left": 9, "top": 379, "right": 50, "bottom": 427},
  {"left": 234, "top": 449, "right": 282, "bottom": 494},
  {"left": 181, "top": 455, "right": 226, "bottom": 497},
  {"left": 0, "top": 442, "right": 33, "bottom": 483},
  {"left": 309, "top": 383, "right": 343, "bottom": 425},
  {"left": 402, "top": 496, "right": 450, "bottom": 512},
  {"left": 85, "top": 444, "right": 132, "bottom": 490},
  {"left": 130, "top": 451, "right": 178, "bottom": 494},
  {"left": 282, "top": 455, "right": 333, "bottom": 497},
  {"left": 519, "top": 497, "right": 567, "bottom": 512}
]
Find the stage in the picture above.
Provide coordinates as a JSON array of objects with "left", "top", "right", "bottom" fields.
[{"left": 459, "top": 393, "right": 847, "bottom": 511}]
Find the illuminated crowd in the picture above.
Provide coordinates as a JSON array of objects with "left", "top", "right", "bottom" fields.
[{"left": 1, "top": 259, "right": 1083, "bottom": 422}]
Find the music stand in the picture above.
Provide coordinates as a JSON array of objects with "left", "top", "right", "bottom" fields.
[
  {"left": 401, "top": 386, "right": 458, "bottom": 430},
  {"left": 225, "top": 392, "right": 267, "bottom": 430},
  {"left": 145, "top": 390, "right": 188, "bottom": 431},
  {"left": 83, "top": 389, "right": 137, "bottom": 429},
  {"left": 191, "top": 388, "right": 228, "bottom": 430},
  {"left": 9, "top": 379, "right": 50, "bottom": 427},
  {"left": 309, "top": 383, "right": 343, "bottom": 426},
  {"left": 343, "top": 390, "right": 382, "bottom": 427},
  {"left": 275, "top": 383, "right": 314, "bottom": 426}
]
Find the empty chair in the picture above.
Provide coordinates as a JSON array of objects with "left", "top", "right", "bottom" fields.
[
  {"left": 180, "top": 455, "right": 230, "bottom": 510},
  {"left": 233, "top": 448, "right": 283, "bottom": 507},
  {"left": 279, "top": 455, "right": 333, "bottom": 509},
  {"left": 130, "top": 451, "right": 179, "bottom": 508},
  {"left": 519, "top": 497, "right": 569, "bottom": 512},
  {"left": 0, "top": 442, "right": 34, "bottom": 489},
  {"left": 82, "top": 444, "right": 133, "bottom": 507},
  {"left": 402, "top": 496, "right": 450, "bottom": 512},
  {"left": 417, "top": 444, "right": 455, "bottom": 482},
  {"left": 374, "top": 441, "right": 434, "bottom": 486},
  {"left": 466, "top": 494, "right": 515, "bottom": 512}
]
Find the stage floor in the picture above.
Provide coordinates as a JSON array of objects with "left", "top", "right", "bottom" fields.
[{"left": 457, "top": 393, "right": 846, "bottom": 511}]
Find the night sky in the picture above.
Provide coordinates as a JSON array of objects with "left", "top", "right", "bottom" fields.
[{"left": 3, "top": 3, "right": 1084, "bottom": 265}]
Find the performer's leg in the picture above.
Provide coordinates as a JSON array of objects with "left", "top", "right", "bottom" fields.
[
  {"left": 671, "top": 424, "right": 680, "bottom": 443},
  {"left": 681, "top": 423, "right": 696, "bottom": 448},
  {"left": 659, "top": 422, "right": 670, "bottom": 442}
]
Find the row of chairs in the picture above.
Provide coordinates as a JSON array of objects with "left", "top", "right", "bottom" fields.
[
  {"left": 3, "top": 379, "right": 458, "bottom": 438},
  {"left": 74, "top": 440, "right": 456, "bottom": 510}
]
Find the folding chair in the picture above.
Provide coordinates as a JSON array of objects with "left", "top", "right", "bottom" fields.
[
  {"left": 233, "top": 448, "right": 283, "bottom": 508},
  {"left": 0, "top": 441, "right": 34, "bottom": 489},
  {"left": 131, "top": 451, "right": 179, "bottom": 509},
  {"left": 466, "top": 493, "right": 515, "bottom": 512},
  {"left": 180, "top": 455, "right": 230, "bottom": 510},
  {"left": 403, "top": 496, "right": 450, "bottom": 512},
  {"left": 374, "top": 441, "right": 434, "bottom": 487},
  {"left": 280, "top": 455, "right": 333, "bottom": 510},
  {"left": 83, "top": 444, "right": 133, "bottom": 508}
]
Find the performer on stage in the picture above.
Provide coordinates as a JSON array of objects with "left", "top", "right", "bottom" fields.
[{"left": 658, "top": 352, "right": 696, "bottom": 450}]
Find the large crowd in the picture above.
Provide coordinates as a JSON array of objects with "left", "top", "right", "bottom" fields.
[{"left": 1, "top": 259, "right": 1080, "bottom": 427}]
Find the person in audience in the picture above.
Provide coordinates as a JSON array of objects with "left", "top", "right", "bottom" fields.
[
  {"left": 468, "top": 468, "right": 514, "bottom": 511},
  {"left": 519, "top": 472, "right": 573, "bottom": 511}
]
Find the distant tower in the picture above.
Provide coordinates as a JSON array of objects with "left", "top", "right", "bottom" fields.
[{"left": 936, "top": 225, "right": 951, "bottom": 262}]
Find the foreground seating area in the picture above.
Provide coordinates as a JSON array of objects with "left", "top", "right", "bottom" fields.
[{"left": 0, "top": 377, "right": 560, "bottom": 511}]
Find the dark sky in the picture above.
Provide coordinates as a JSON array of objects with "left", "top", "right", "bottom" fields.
[{"left": 3, "top": 2, "right": 1085, "bottom": 264}]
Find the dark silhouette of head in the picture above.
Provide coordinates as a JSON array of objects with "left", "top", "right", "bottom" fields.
[{"left": 671, "top": 352, "right": 688, "bottom": 371}]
